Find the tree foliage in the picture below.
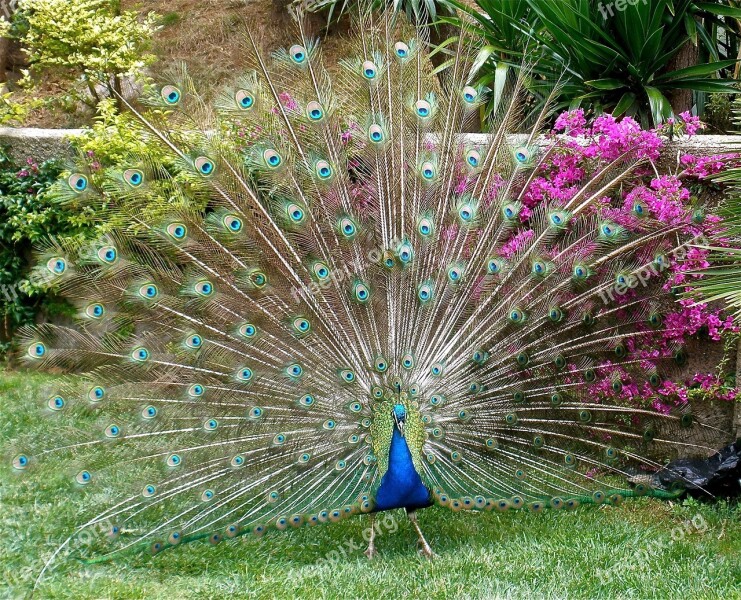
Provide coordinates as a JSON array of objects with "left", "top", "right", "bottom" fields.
[{"left": 14, "top": 0, "right": 159, "bottom": 106}]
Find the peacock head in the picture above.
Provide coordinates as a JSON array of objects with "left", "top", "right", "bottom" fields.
[{"left": 393, "top": 403, "right": 406, "bottom": 436}]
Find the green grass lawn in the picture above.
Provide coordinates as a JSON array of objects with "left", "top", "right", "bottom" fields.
[{"left": 1, "top": 370, "right": 740, "bottom": 599}]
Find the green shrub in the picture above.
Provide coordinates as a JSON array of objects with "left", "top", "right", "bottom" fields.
[
  {"left": 0, "top": 148, "right": 90, "bottom": 354},
  {"left": 14, "top": 0, "right": 159, "bottom": 108}
]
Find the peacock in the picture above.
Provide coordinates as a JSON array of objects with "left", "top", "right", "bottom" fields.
[{"left": 9, "top": 8, "right": 731, "bottom": 570}]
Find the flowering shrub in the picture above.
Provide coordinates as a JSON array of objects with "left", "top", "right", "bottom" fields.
[{"left": 526, "top": 109, "right": 738, "bottom": 412}]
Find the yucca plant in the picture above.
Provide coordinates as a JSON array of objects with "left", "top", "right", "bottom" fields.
[{"left": 443, "top": 0, "right": 741, "bottom": 126}]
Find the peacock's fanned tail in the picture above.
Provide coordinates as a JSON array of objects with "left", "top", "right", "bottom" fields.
[{"left": 10, "top": 11, "right": 726, "bottom": 565}]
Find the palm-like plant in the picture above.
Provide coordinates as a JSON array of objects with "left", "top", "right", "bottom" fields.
[
  {"left": 689, "top": 123, "right": 741, "bottom": 319},
  {"left": 444, "top": 0, "right": 741, "bottom": 126}
]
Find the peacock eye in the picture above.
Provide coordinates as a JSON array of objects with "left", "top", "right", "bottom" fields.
[
  {"left": 139, "top": 283, "right": 158, "bottom": 299},
  {"left": 286, "top": 203, "right": 305, "bottom": 223},
  {"left": 194, "top": 156, "right": 215, "bottom": 176},
  {"left": 339, "top": 217, "right": 357, "bottom": 238},
  {"left": 462, "top": 86, "right": 478, "bottom": 103},
  {"left": 166, "top": 222, "right": 187, "bottom": 240},
  {"left": 188, "top": 384, "right": 204, "bottom": 397},
  {"left": 238, "top": 367, "right": 254, "bottom": 381},
  {"left": 132, "top": 346, "right": 150, "bottom": 362},
  {"left": 361, "top": 60, "right": 377, "bottom": 79},
  {"left": 161, "top": 85, "right": 181, "bottom": 105},
  {"left": 47, "top": 257, "right": 67, "bottom": 274},
  {"left": 368, "top": 124, "right": 385, "bottom": 143},
  {"left": 235, "top": 89, "right": 255, "bottom": 110},
  {"left": 513, "top": 145, "right": 532, "bottom": 164},
  {"left": 549, "top": 210, "right": 570, "bottom": 227},
  {"left": 549, "top": 307, "right": 563, "bottom": 322},
  {"left": 509, "top": 308, "right": 525, "bottom": 323},
  {"left": 465, "top": 150, "right": 481, "bottom": 168},
  {"left": 420, "top": 161, "right": 435, "bottom": 180},
  {"left": 239, "top": 323, "right": 257, "bottom": 338},
  {"left": 633, "top": 201, "right": 647, "bottom": 216},
  {"left": 194, "top": 280, "right": 214, "bottom": 296},
  {"left": 185, "top": 334, "right": 202, "bottom": 348},
  {"left": 48, "top": 395, "right": 66, "bottom": 411},
  {"left": 68, "top": 173, "right": 88, "bottom": 192},
  {"left": 289, "top": 44, "right": 307, "bottom": 64},
  {"left": 340, "top": 369, "right": 355, "bottom": 383},
  {"left": 292, "top": 317, "right": 311, "bottom": 333},
  {"left": 76, "top": 470, "right": 92, "bottom": 484},
  {"left": 418, "top": 283, "right": 433, "bottom": 303},
  {"left": 315, "top": 160, "right": 333, "bottom": 180},
  {"left": 28, "top": 342, "right": 45, "bottom": 358},
  {"left": 287, "top": 363, "right": 303, "bottom": 378},
  {"left": 601, "top": 223, "right": 615, "bottom": 237},
  {"left": 312, "top": 262, "right": 330, "bottom": 280},
  {"left": 223, "top": 215, "right": 243, "bottom": 232},
  {"left": 263, "top": 149, "right": 282, "bottom": 168},
  {"left": 397, "top": 241, "right": 414, "bottom": 264},
  {"left": 415, "top": 100, "right": 432, "bottom": 118},
  {"left": 401, "top": 353, "right": 415, "bottom": 369},
  {"left": 124, "top": 169, "right": 144, "bottom": 187},
  {"left": 374, "top": 356, "right": 388, "bottom": 372},
  {"left": 487, "top": 258, "right": 504, "bottom": 274},
  {"left": 306, "top": 100, "right": 324, "bottom": 121},
  {"left": 353, "top": 281, "right": 370, "bottom": 302},
  {"left": 97, "top": 246, "right": 118, "bottom": 264},
  {"left": 447, "top": 265, "right": 464, "bottom": 283},
  {"left": 458, "top": 202, "right": 475, "bottom": 222},
  {"left": 418, "top": 217, "right": 433, "bottom": 237},
  {"left": 89, "top": 386, "right": 105, "bottom": 402},
  {"left": 394, "top": 41, "right": 409, "bottom": 58},
  {"left": 502, "top": 202, "right": 520, "bottom": 220}
]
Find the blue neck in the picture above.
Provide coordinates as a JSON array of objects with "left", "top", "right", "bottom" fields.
[{"left": 373, "top": 428, "right": 432, "bottom": 512}]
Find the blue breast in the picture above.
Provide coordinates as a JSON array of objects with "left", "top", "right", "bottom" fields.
[{"left": 374, "top": 428, "right": 432, "bottom": 512}]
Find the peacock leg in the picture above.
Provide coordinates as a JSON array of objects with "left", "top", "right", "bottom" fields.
[
  {"left": 407, "top": 510, "right": 435, "bottom": 558},
  {"left": 364, "top": 513, "right": 377, "bottom": 559}
]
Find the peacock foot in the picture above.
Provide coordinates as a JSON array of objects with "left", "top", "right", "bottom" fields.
[
  {"left": 417, "top": 540, "right": 436, "bottom": 559},
  {"left": 364, "top": 544, "right": 377, "bottom": 560}
]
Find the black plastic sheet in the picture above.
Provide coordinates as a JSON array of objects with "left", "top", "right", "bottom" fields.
[{"left": 656, "top": 439, "right": 741, "bottom": 498}]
